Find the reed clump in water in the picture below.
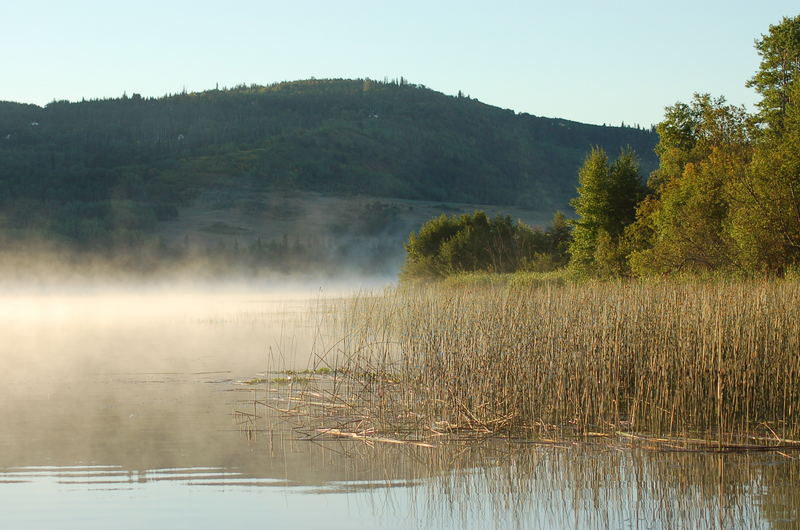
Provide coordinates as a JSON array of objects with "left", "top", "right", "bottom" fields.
[{"left": 324, "top": 279, "right": 800, "bottom": 443}]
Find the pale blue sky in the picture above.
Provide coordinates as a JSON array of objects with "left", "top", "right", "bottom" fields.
[{"left": 2, "top": 1, "right": 797, "bottom": 126}]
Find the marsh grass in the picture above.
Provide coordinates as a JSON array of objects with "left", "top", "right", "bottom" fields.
[
  {"left": 439, "top": 269, "right": 572, "bottom": 289},
  {"left": 293, "top": 279, "right": 800, "bottom": 448}
]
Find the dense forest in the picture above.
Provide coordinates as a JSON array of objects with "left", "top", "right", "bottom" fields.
[
  {"left": 0, "top": 78, "right": 656, "bottom": 256},
  {"left": 402, "top": 14, "right": 800, "bottom": 281}
]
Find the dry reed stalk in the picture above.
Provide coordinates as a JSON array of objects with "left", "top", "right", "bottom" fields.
[
  {"left": 306, "top": 279, "right": 800, "bottom": 444},
  {"left": 315, "top": 428, "right": 437, "bottom": 448}
]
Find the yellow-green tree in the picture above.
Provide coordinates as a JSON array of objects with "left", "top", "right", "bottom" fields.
[
  {"left": 628, "top": 95, "right": 751, "bottom": 275},
  {"left": 626, "top": 15, "right": 800, "bottom": 277},
  {"left": 727, "top": 15, "right": 800, "bottom": 273},
  {"left": 731, "top": 78, "right": 800, "bottom": 272}
]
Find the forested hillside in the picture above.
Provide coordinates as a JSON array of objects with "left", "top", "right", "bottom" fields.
[{"left": 0, "top": 79, "right": 656, "bottom": 268}]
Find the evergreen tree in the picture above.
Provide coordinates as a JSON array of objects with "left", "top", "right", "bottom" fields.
[
  {"left": 746, "top": 15, "right": 800, "bottom": 129},
  {"left": 569, "top": 148, "right": 611, "bottom": 273},
  {"left": 568, "top": 147, "right": 644, "bottom": 276},
  {"left": 607, "top": 147, "right": 645, "bottom": 236}
]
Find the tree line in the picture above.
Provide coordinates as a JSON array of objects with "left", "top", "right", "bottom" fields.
[
  {"left": 570, "top": 14, "right": 800, "bottom": 277},
  {"left": 402, "top": 15, "right": 800, "bottom": 280}
]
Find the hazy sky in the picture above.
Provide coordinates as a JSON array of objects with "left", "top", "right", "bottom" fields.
[{"left": 2, "top": 1, "right": 797, "bottom": 126}]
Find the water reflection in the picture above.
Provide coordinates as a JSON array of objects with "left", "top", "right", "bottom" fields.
[
  {"left": 0, "top": 288, "right": 798, "bottom": 529},
  {"left": 2, "top": 429, "right": 798, "bottom": 529}
]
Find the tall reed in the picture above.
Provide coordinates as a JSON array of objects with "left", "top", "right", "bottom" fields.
[{"left": 325, "top": 280, "right": 800, "bottom": 441}]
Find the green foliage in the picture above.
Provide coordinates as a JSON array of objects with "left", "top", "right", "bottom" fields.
[
  {"left": 0, "top": 79, "right": 657, "bottom": 250},
  {"left": 401, "top": 211, "right": 570, "bottom": 281},
  {"left": 627, "top": 14, "right": 800, "bottom": 277},
  {"left": 628, "top": 95, "right": 751, "bottom": 275},
  {"left": 592, "top": 230, "right": 628, "bottom": 278},
  {"left": 546, "top": 211, "right": 572, "bottom": 259},
  {"left": 746, "top": 15, "right": 800, "bottom": 129},
  {"left": 519, "top": 211, "right": 571, "bottom": 272},
  {"left": 424, "top": 14, "right": 800, "bottom": 282},
  {"left": 731, "top": 77, "right": 800, "bottom": 272},
  {"left": 568, "top": 147, "right": 644, "bottom": 277}
]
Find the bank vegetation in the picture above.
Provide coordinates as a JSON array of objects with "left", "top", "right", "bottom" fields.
[{"left": 313, "top": 280, "right": 800, "bottom": 446}]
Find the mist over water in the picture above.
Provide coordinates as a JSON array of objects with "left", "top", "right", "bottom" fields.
[
  {"left": 1, "top": 270, "right": 798, "bottom": 529},
  {"left": 0, "top": 271, "right": 387, "bottom": 465},
  {"left": 0, "top": 279, "right": 377, "bottom": 381}
]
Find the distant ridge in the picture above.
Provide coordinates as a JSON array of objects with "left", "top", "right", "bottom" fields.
[{"left": 0, "top": 78, "right": 657, "bottom": 248}]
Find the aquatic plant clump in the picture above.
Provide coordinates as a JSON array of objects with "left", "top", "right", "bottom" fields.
[{"left": 323, "top": 280, "right": 800, "bottom": 444}]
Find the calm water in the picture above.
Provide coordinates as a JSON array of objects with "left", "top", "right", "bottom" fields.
[{"left": 1, "top": 285, "right": 798, "bottom": 529}]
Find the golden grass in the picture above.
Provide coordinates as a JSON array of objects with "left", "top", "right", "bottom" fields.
[{"left": 319, "top": 279, "right": 800, "bottom": 444}]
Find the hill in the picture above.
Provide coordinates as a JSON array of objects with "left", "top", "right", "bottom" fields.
[{"left": 0, "top": 78, "right": 657, "bottom": 272}]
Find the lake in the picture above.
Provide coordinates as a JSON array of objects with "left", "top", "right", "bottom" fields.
[{"left": 1, "top": 283, "right": 798, "bottom": 529}]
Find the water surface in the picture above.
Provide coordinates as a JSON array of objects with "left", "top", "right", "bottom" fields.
[{"left": 1, "top": 285, "right": 798, "bottom": 529}]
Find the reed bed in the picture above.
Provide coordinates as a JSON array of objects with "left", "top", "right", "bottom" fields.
[{"left": 310, "top": 279, "right": 800, "bottom": 444}]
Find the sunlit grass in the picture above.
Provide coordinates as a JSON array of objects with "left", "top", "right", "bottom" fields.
[{"left": 317, "top": 278, "right": 800, "bottom": 444}]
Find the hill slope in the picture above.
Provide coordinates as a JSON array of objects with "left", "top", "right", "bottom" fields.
[{"left": 0, "top": 78, "right": 657, "bottom": 266}]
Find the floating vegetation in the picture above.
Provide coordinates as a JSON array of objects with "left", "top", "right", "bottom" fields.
[
  {"left": 240, "top": 368, "right": 334, "bottom": 386},
  {"left": 242, "top": 378, "right": 269, "bottom": 385},
  {"left": 270, "top": 376, "right": 311, "bottom": 385}
]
